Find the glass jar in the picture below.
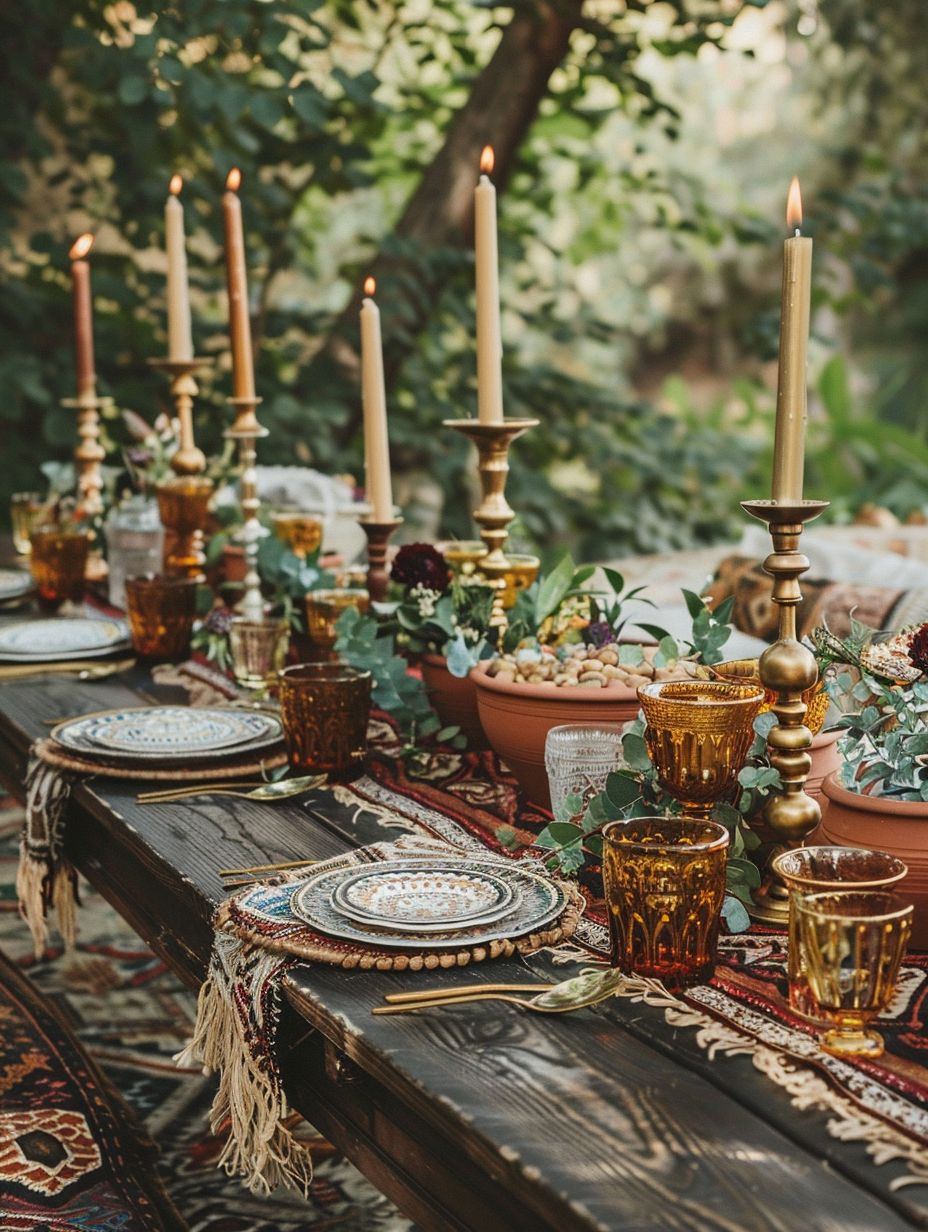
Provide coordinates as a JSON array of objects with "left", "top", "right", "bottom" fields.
[{"left": 105, "top": 495, "right": 165, "bottom": 610}]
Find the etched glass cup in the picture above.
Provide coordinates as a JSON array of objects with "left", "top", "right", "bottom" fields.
[
  {"left": 772, "top": 846, "right": 908, "bottom": 1021},
  {"left": 279, "top": 663, "right": 372, "bottom": 777},
  {"left": 124, "top": 574, "right": 198, "bottom": 661},
  {"left": 603, "top": 816, "right": 729, "bottom": 989},
  {"left": 229, "top": 616, "right": 290, "bottom": 690},
  {"left": 544, "top": 724, "right": 625, "bottom": 817},
  {"left": 29, "top": 525, "right": 92, "bottom": 613},
  {"left": 795, "top": 889, "right": 912, "bottom": 1058},
  {"left": 637, "top": 680, "right": 765, "bottom": 819}
]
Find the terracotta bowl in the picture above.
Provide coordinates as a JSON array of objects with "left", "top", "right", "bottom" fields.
[
  {"left": 421, "top": 653, "right": 488, "bottom": 749},
  {"left": 472, "top": 660, "right": 640, "bottom": 809},
  {"left": 820, "top": 771, "right": 928, "bottom": 949}
]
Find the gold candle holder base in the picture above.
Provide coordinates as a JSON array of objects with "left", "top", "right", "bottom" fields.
[
  {"left": 148, "top": 357, "right": 212, "bottom": 475},
  {"left": 741, "top": 497, "right": 829, "bottom": 926},
  {"left": 360, "top": 518, "right": 403, "bottom": 603},
  {"left": 443, "top": 418, "right": 538, "bottom": 626},
  {"left": 225, "top": 396, "right": 269, "bottom": 623},
  {"left": 61, "top": 392, "right": 112, "bottom": 518}
]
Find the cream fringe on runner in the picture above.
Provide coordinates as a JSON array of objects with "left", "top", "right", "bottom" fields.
[{"left": 17, "top": 757, "right": 78, "bottom": 959}]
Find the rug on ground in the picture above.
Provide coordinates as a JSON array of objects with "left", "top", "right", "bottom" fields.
[{"left": 0, "top": 797, "right": 417, "bottom": 1232}]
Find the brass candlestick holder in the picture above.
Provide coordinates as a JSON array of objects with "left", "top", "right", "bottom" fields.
[
  {"left": 361, "top": 517, "right": 403, "bottom": 602},
  {"left": 61, "top": 390, "right": 111, "bottom": 518},
  {"left": 226, "top": 395, "right": 269, "bottom": 622},
  {"left": 150, "top": 358, "right": 213, "bottom": 581},
  {"left": 741, "top": 497, "right": 829, "bottom": 925},
  {"left": 443, "top": 418, "right": 538, "bottom": 625}
]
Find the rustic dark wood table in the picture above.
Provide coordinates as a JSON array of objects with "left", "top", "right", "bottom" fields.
[{"left": 0, "top": 662, "right": 925, "bottom": 1231}]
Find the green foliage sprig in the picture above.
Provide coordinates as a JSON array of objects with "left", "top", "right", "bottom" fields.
[{"left": 833, "top": 672, "right": 928, "bottom": 801}]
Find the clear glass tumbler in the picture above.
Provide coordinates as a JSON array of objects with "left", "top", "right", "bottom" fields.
[
  {"left": 229, "top": 616, "right": 290, "bottom": 690},
  {"left": 11, "top": 493, "right": 43, "bottom": 555},
  {"left": 544, "top": 723, "right": 625, "bottom": 818},
  {"left": 105, "top": 495, "right": 164, "bottom": 610}
]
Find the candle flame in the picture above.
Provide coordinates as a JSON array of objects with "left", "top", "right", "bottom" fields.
[
  {"left": 226, "top": 168, "right": 242, "bottom": 192},
  {"left": 69, "top": 233, "right": 94, "bottom": 260},
  {"left": 364, "top": 276, "right": 376, "bottom": 296},
  {"left": 479, "top": 145, "right": 494, "bottom": 175},
  {"left": 169, "top": 174, "right": 183, "bottom": 195},
  {"left": 786, "top": 176, "right": 802, "bottom": 233}
]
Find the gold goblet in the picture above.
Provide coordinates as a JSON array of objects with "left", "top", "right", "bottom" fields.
[
  {"left": 637, "top": 680, "right": 766, "bottom": 819},
  {"left": 710, "top": 657, "right": 829, "bottom": 737},
  {"left": 500, "top": 553, "right": 540, "bottom": 609},
  {"left": 435, "top": 539, "right": 488, "bottom": 578}
]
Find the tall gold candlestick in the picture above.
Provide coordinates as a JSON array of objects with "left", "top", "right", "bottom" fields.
[
  {"left": 772, "top": 178, "right": 812, "bottom": 505},
  {"left": 227, "top": 397, "right": 268, "bottom": 622},
  {"left": 66, "top": 233, "right": 107, "bottom": 518}
]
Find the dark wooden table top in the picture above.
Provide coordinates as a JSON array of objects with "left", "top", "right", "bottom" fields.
[{"left": 0, "top": 662, "right": 925, "bottom": 1232}]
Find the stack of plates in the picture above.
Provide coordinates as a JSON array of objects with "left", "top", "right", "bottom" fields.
[
  {"left": 0, "top": 570, "right": 34, "bottom": 610},
  {"left": 49, "top": 706, "right": 284, "bottom": 768},
  {"left": 290, "top": 857, "right": 565, "bottom": 949},
  {"left": 0, "top": 617, "right": 131, "bottom": 663}
]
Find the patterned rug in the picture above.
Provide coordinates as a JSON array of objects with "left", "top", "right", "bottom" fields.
[{"left": 0, "top": 797, "right": 417, "bottom": 1232}]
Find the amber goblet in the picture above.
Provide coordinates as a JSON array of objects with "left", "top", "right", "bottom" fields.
[
  {"left": 436, "top": 539, "right": 488, "bottom": 578},
  {"left": 637, "top": 680, "right": 765, "bottom": 819},
  {"left": 273, "top": 512, "right": 324, "bottom": 560},
  {"left": 304, "top": 589, "right": 370, "bottom": 661},
  {"left": 124, "top": 574, "right": 198, "bottom": 661},
  {"left": 229, "top": 616, "right": 290, "bottom": 690},
  {"left": 710, "top": 657, "right": 829, "bottom": 737},
  {"left": 796, "top": 889, "right": 912, "bottom": 1058},
  {"left": 603, "top": 816, "right": 729, "bottom": 989},
  {"left": 500, "top": 553, "right": 541, "bottom": 609},
  {"left": 29, "top": 525, "right": 92, "bottom": 613},
  {"left": 772, "top": 847, "right": 908, "bottom": 1021},
  {"left": 156, "top": 476, "right": 213, "bottom": 580},
  {"left": 278, "top": 663, "right": 372, "bottom": 777}
]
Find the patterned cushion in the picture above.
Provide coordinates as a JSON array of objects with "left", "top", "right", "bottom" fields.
[{"left": 0, "top": 946, "right": 187, "bottom": 1231}]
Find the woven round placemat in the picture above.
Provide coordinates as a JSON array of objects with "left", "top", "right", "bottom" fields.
[
  {"left": 35, "top": 738, "right": 289, "bottom": 781},
  {"left": 216, "top": 852, "right": 585, "bottom": 971}
]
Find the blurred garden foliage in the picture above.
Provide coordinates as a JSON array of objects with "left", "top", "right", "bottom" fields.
[{"left": 2, "top": 0, "right": 928, "bottom": 558}]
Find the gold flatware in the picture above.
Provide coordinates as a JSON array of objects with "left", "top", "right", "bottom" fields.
[
  {"left": 373, "top": 992, "right": 567, "bottom": 1015},
  {"left": 373, "top": 969, "right": 625, "bottom": 1016},
  {"left": 219, "top": 858, "right": 321, "bottom": 876},
  {"left": 382, "top": 983, "right": 556, "bottom": 1003},
  {"left": 3, "top": 656, "right": 135, "bottom": 683},
  {"left": 137, "top": 774, "right": 325, "bottom": 805}
]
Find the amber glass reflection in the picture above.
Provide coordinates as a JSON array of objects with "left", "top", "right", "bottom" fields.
[
  {"left": 796, "top": 890, "right": 912, "bottom": 1058},
  {"left": 637, "top": 680, "right": 765, "bottom": 819},
  {"left": 304, "top": 589, "right": 370, "bottom": 660},
  {"left": 229, "top": 616, "right": 290, "bottom": 690},
  {"left": 603, "top": 817, "right": 729, "bottom": 989},
  {"left": 124, "top": 574, "right": 197, "bottom": 661},
  {"left": 278, "top": 663, "right": 372, "bottom": 777},
  {"left": 772, "top": 846, "right": 908, "bottom": 1021},
  {"left": 11, "top": 493, "right": 43, "bottom": 555},
  {"left": 500, "top": 553, "right": 540, "bottom": 609},
  {"left": 29, "top": 525, "right": 92, "bottom": 612},
  {"left": 710, "top": 657, "right": 829, "bottom": 737},
  {"left": 273, "top": 513, "right": 323, "bottom": 559}
]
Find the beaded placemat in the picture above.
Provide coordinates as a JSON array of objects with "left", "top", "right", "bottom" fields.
[{"left": 35, "top": 737, "right": 288, "bottom": 781}]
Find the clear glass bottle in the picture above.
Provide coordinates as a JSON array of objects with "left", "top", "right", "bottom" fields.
[{"left": 104, "top": 494, "right": 164, "bottom": 610}]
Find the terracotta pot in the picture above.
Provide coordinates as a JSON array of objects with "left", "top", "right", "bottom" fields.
[
  {"left": 473, "top": 660, "right": 640, "bottom": 809},
  {"left": 820, "top": 772, "right": 928, "bottom": 950},
  {"left": 807, "top": 729, "right": 840, "bottom": 803},
  {"left": 421, "top": 653, "right": 488, "bottom": 749}
]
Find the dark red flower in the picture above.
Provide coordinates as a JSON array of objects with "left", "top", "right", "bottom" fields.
[
  {"left": 391, "top": 543, "right": 451, "bottom": 592},
  {"left": 908, "top": 624, "right": 928, "bottom": 675},
  {"left": 583, "top": 621, "right": 613, "bottom": 649}
]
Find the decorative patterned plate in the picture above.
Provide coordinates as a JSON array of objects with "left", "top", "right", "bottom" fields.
[
  {"left": 0, "top": 618, "right": 130, "bottom": 662},
  {"left": 0, "top": 570, "right": 33, "bottom": 604},
  {"left": 50, "top": 707, "right": 284, "bottom": 765},
  {"left": 331, "top": 862, "right": 518, "bottom": 932},
  {"left": 291, "top": 858, "right": 564, "bottom": 949}
]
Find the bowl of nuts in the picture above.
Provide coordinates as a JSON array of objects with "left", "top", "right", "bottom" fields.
[{"left": 473, "top": 641, "right": 694, "bottom": 808}]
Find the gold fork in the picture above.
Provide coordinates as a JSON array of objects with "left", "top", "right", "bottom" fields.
[{"left": 373, "top": 990, "right": 564, "bottom": 1015}]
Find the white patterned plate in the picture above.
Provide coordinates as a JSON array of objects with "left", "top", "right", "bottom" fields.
[
  {"left": 291, "top": 858, "right": 564, "bottom": 949},
  {"left": 331, "top": 862, "right": 517, "bottom": 932},
  {"left": 51, "top": 707, "right": 284, "bottom": 763},
  {"left": 0, "top": 570, "right": 33, "bottom": 603},
  {"left": 0, "top": 618, "right": 129, "bottom": 662}
]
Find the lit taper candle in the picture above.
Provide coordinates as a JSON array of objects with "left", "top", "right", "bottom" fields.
[
  {"left": 772, "top": 177, "right": 813, "bottom": 504},
  {"left": 360, "top": 277, "right": 393, "bottom": 521},
  {"left": 70, "top": 233, "right": 95, "bottom": 397},
  {"left": 222, "top": 168, "right": 255, "bottom": 399},
  {"left": 165, "top": 174, "right": 193, "bottom": 361},
  {"left": 474, "top": 145, "right": 503, "bottom": 424}
]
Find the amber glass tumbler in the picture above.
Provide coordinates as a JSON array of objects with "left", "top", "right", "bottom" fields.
[
  {"left": 304, "top": 589, "right": 370, "bottom": 660},
  {"left": 637, "top": 680, "right": 765, "bottom": 819},
  {"left": 125, "top": 574, "right": 197, "bottom": 661},
  {"left": 279, "top": 663, "right": 372, "bottom": 777},
  {"left": 273, "top": 513, "right": 324, "bottom": 560},
  {"left": 603, "top": 816, "right": 729, "bottom": 989},
  {"left": 29, "top": 525, "right": 92, "bottom": 612},
  {"left": 773, "top": 847, "right": 908, "bottom": 1021}
]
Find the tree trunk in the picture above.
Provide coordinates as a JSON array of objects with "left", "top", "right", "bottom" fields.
[{"left": 306, "top": 0, "right": 584, "bottom": 449}]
